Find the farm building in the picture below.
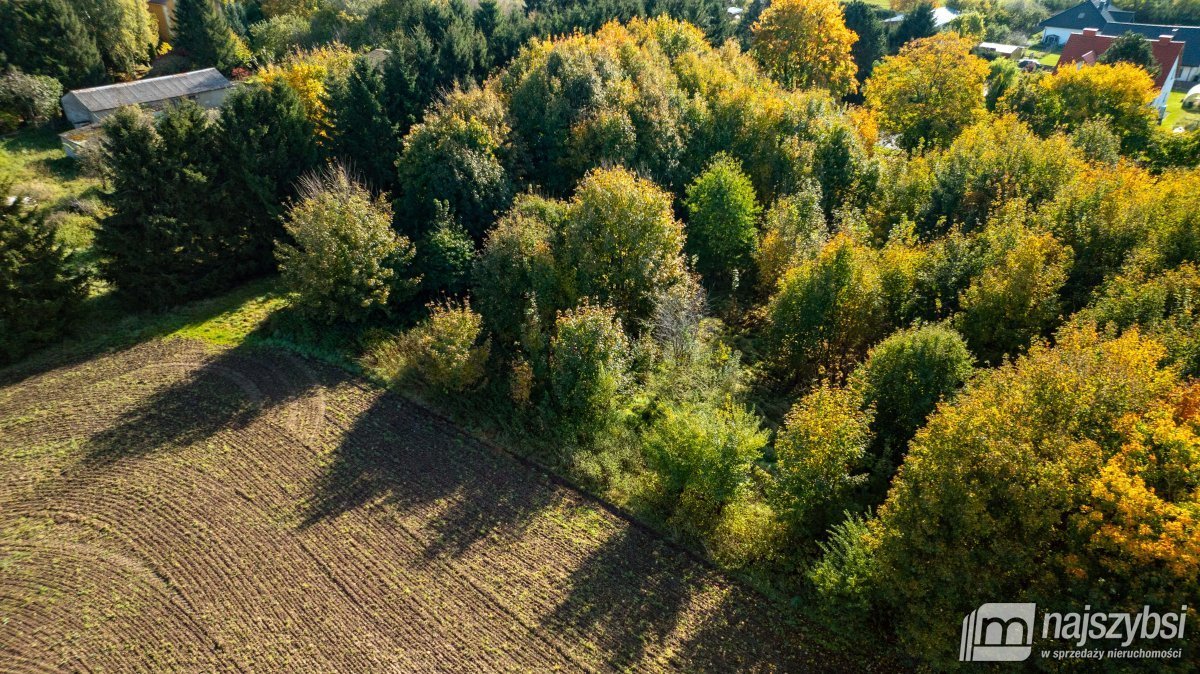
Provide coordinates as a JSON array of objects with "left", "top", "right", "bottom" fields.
[
  {"left": 1056, "top": 28, "right": 1184, "bottom": 115},
  {"left": 977, "top": 42, "right": 1026, "bottom": 59},
  {"left": 60, "top": 68, "right": 233, "bottom": 128},
  {"left": 1040, "top": 0, "right": 1200, "bottom": 83}
]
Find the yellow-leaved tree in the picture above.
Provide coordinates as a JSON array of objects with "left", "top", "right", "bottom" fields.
[
  {"left": 751, "top": 0, "right": 859, "bottom": 97},
  {"left": 258, "top": 45, "right": 356, "bottom": 136},
  {"left": 864, "top": 33, "right": 988, "bottom": 150},
  {"left": 1040, "top": 62, "right": 1158, "bottom": 152}
]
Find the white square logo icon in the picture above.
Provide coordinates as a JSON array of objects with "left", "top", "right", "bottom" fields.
[{"left": 960, "top": 603, "right": 1037, "bottom": 662}]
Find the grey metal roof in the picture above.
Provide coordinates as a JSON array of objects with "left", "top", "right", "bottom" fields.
[{"left": 64, "top": 68, "right": 232, "bottom": 113}]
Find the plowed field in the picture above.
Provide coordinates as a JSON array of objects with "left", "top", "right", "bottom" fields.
[{"left": 0, "top": 340, "right": 858, "bottom": 672}]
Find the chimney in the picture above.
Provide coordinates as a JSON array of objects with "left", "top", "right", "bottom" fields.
[
  {"left": 1083, "top": 28, "right": 1100, "bottom": 36},
  {"left": 1159, "top": 34, "right": 1175, "bottom": 43}
]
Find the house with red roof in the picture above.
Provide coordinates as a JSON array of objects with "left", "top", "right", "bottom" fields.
[{"left": 1055, "top": 28, "right": 1185, "bottom": 116}]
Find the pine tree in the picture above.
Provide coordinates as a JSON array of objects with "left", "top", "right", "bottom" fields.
[
  {"left": 173, "top": 0, "right": 245, "bottom": 72},
  {"left": 842, "top": 0, "right": 886, "bottom": 88},
  {"left": 889, "top": 2, "right": 935, "bottom": 53},
  {"left": 0, "top": 183, "right": 86, "bottom": 364},
  {"left": 215, "top": 81, "right": 319, "bottom": 275},
  {"left": 0, "top": 0, "right": 106, "bottom": 87},
  {"left": 1101, "top": 31, "right": 1161, "bottom": 78},
  {"left": 326, "top": 57, "right": 398, "bottom": 192}
]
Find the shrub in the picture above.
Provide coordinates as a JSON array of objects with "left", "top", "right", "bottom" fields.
[
  {"left": 472, "top": 194, "right": 564, "bottom": 346},
  {"left": 642, "top": 401, "right": 769, "bottom": 542},
  {"left": 808, "top": 511, "right": 880, "bottom": 631},
  {"left": 249, "top": 13, "right": 310, "bottom": 61},
  {"left": 850, "top": 324, "right": 973, "bottom": 470},
  {"left": 754, "top": 185, "right": 827, "bottom": 295},
  {"left": 417, "top": 204, "right": 475, "bottom": 297},
  {"left": 561, "top": 167, "right": 687, "bottom": 327},
  {"left": 404, "top": 300, "right": 491, "bottom": 394},
  {"left": 1070, "top": 118, "right": 1121, "bottom": 165},
  {"left": 769, "top": 384, "right": 872, "bottom": 543},
  {"left": 683, "top": 154, "right": 761, "bottom": 291},
  {"left": 1085, "top": 264, "right": 1200, "bottom": 377},
  {"left": 0, "top": 190, "right": 86, "bottom": 364},
  {"left": 0, "top": 71, "right": 63, "bottom": 129},
  {"left": 275, "top": 166, "right": 418, "bottom": 323},
  {"left": 955, "top": 223, "right": 1072, "bottom": 364},
  {"left": 767, "top": 234, "right": 885, "bottom": 379},
  {"left": 547, "top": 303, "right": 630, "bottom": 444}
]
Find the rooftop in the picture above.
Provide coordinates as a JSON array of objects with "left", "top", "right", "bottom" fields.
[
  {"left": 1056, "top": 29, "right": 1185, "bottom": 90},
  {"left": 63, "top": 68, "right": 232, "bottom": 113}
]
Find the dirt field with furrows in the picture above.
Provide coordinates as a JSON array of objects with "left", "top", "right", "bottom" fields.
[{"left": 0, "top": 340, "right": 856, "bottom": 672}]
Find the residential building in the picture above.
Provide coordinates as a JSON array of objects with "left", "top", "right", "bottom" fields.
[
  {"left": 1056, "top": 28, "right": 1184, "bottom": 114},
  {"left": 1040, "top": 0, "right": 1200, "bottom": 82}
]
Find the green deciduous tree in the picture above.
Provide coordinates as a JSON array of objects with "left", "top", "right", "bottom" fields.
[
  {"left": 770, "top": 383, "right": 873, "bottom": 542},
  {"left": 768, "top": 234, "right": 886, "bottom": 379},
  {"left": 275, "top": 166, "right": 418, "bottom": 323},
  {"left": 850, "top": 323, "right": 973, "bottom": 478},
  {"left": 561, "top": 167, "right": 688, "bottom": 327},
  {"left": 684, "top": 154, "right": 761, "bottom": 292},
  {"left": 76, "top": 0, "right": 157, "bottom": 78}
]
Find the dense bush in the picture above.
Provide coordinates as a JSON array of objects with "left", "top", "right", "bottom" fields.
[
  {"left": 275, "top": 166, "right": 418, "bottom": 323},
  {"left": 955, "top": 222, "right": 1072, "bottom": 364},
  {"left": 754, "top": 186, "right": 827, "bottom": 295},
  {"left": 683, "top": 154, "right": 760, "bottom": 292},
  {"left": 397, "top": 300, "right": 491, "bottom": 393},
  {"left": 559, "top": 167, "right": 687, "bottom": 327},
  {"left": 0, "top": 71, "right": 62, "bottom": 131},
  {"left": 769, "top": 384, "right": 872, "bottom": 543},
  {"left": 642, "top": 402, "right": 768, "bottom": 543},
  {"left": 416, "top": 206, "right": 475, "bottom": 297},
  {"left": 472, "top": 194, "right": 564, "bottom": 346},
  {"left": 850, "top": 324, "right": 974, "bottom": 475},
  {"left": 0, "top": 191, "right": 86, "bottom": 364},
  {"left": 547, "top": 303, "right": 631, "bottom": 445},
  {"left": 768, "top": 234, "right": 886, "bottom": 379}
]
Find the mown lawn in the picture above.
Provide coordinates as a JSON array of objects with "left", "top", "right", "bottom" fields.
[{"left": 1163, "top": 89, "right": 1200, "bottom": 130}]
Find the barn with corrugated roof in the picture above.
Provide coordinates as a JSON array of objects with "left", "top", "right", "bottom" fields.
[{"left": 60, "top": 68, "right": 233, "bottom": 128}]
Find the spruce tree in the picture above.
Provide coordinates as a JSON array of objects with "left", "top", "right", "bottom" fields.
[
  {"left": 215, "top": 81, "right": 319, "bottom": 274},
  {"left": 0, "top": 0, "right": 106, "bottom": 87},
  {"left": 889, "top": 2, "right": 936, "bottom": 53},
  {"left": 173, "top": 0, "right": 245, "bottom": 72},
  {"left": 0, "top": 184, "right": 86, "bottom": 364},
  {"left": 842, "top": 0, "right": 886, "bottom": 88},
  {"left": 97, "top": 104, "right": 227, "bottom": 307},
  {"left": 326, "top": 57, "right": 398, "bottom": 192},
  {"left": 1101, "top": 31, "right": 1160, "bottom": 77}
]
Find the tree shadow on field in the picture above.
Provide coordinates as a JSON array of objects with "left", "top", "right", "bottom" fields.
[
  {"left": 76, "top": 342, "right": 320, "bottom": 469},
  {"left": 298, "top": 392, "right": 555, "bottom": 559},
  {"left": 540, "top": 527, "right": 696, "bottom": 671}
]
